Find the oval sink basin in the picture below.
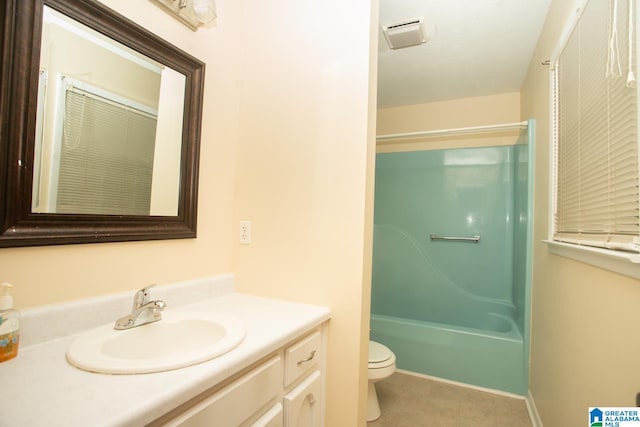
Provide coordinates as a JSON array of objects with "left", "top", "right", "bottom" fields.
[{"left": 66, "top": 311, "right": 245, "bottom": 374}]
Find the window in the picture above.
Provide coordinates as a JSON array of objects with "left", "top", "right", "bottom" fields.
[
  {"left": 54, "top": 77, "right": 158, "bottom": 216},
  {"left": 551, "top": 0, "right": 639, "bottom": 254}
]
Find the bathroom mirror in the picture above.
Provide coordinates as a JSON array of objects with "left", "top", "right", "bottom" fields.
[{"left": 0, "top": 0, "right": 205, "bottom": 247}]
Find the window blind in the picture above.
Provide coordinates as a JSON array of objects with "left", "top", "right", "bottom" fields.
[
  {"left": 56, "top": 88, "right": 157, "bottom": 216},
  {"left": 553, "top": 0, "right": 640, "bottom": 252}
]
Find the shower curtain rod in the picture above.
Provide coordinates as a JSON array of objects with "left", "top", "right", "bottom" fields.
[{"left": 376, "top": 120, "right": 528, "bottom": 142}]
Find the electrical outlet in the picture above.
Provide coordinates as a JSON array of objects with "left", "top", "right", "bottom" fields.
[{"left": 239, "top": 220, "right": 251, "bottom": 244}]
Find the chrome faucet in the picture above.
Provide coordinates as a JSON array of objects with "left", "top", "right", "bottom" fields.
[{"left": 114, "top": 285, "right": 167, "bottom": 330}]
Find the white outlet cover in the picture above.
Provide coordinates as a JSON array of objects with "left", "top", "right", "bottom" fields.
[{"left": 239, "top": 220, "right": 251, "bottom": 244}]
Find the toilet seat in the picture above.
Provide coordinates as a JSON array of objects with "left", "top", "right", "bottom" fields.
[{"left": 368, "top": 341, "right": 395, "bottom": 370}]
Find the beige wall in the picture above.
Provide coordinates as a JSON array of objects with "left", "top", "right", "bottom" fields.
[
  {"left": 376, "top": 92, "right": 521, "bottom": 152},
  {"left": 230, "top": 1, "right": 377, "bottom": 425},
  {"left": 521, "top": 1, "right": 640, "bottom": 425}
]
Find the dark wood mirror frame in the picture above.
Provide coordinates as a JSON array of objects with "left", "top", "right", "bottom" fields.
[{"left": 0, "top": 0, "right": 204, "bottom": 247}]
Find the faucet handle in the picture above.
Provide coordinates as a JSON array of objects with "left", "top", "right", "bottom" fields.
[{"left": 133, "top": 284, "right": 156, "bottom": 310}]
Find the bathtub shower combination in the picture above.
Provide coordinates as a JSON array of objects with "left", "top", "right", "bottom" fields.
[{"left": 371, "top": 121, "right": 534, "bottom": 395}]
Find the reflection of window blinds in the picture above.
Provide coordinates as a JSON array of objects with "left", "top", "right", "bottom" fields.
[
  {"left": 553, "top": 0, "right": 639, "bottom": 251},
  {"left": 57, "top": 89, "right": 157, "bottom": 215}
]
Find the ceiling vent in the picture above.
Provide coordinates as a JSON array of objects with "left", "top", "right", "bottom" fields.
[{"left": 382, "top": 18, "right": 427, "bottom": 50}]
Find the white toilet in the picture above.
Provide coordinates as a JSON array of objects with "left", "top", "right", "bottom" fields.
[{"left": 367, "top": 340, "right": 396, "bottom": 422}]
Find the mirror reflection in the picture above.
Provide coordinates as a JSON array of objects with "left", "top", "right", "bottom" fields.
[{"left": 33, "top": 6, "right": 186, "bottom": 217}]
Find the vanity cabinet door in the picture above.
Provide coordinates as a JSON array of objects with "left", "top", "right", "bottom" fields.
[{"left": 283, "top": 370, "right": 321, "bottom": 427}]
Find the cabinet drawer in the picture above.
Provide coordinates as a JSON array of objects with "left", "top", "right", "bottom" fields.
[
  {"left": 168, "top": 356, "right": 282, "bottom": 427},
  {"left": 284, "top": 330, "right": 321, "bottom": 387},
  {"left": 248, "top": 402, "right": 283, "bottom": 427},
  {"left": 284, "top": 370, "right": 322, "bottom": 427}
]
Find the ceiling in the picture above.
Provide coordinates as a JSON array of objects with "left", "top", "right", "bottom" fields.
[{"left": 377, "top": 0, "right": 552, "bottom": 108}]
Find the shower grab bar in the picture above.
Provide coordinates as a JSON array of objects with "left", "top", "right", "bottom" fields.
[{"left": 430, "top": 234, "right": 480, "bottom": 243}]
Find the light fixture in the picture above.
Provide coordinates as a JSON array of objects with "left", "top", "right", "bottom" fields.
[
  {"left": 150, "top": 0, "right": 217, "bottom": 31},
  {"left": 382, "top": 17, "right": 427, "bottom": 50}
]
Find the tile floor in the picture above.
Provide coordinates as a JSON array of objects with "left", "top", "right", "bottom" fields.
[{"left": 367, "top": 372, "right": 533, "bottom": 427}]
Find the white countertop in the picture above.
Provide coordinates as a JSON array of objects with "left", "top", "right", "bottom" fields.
[{"left": 0, "top": 277, "right": 330, "bottom": 427}]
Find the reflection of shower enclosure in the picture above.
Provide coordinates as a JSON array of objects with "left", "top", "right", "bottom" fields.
[{"left": 370, "top": 121, "right": 534, "bottom": 395}]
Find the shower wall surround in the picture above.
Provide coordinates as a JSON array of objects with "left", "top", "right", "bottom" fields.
[
  {"left": 371, "top": 123, "right": 533, "bottom": 395},
  {"left": 374, "top": 145, "right": 516, "bottom": 323}
]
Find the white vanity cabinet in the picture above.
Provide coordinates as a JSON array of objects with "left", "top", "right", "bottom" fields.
[
  {"left": 153, "top": 324, "right": 326, "bottom": 427},
  {"left": 283, "top": 330, "right": 323, "bottom": 426}
]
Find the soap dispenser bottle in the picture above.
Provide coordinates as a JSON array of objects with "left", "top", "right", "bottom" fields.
[{"left": 0, "top": 283, "right": 20, "bottom": 362}]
